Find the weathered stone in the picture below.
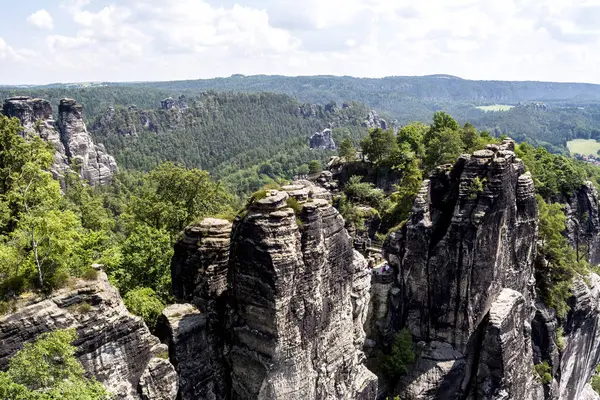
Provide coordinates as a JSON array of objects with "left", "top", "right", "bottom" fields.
[
  {"left": 58, "top": 98, "right": 118, "bottom": 185},
  {"left": 228, "top": 190, "right": 377, "bottom": 399},
  {"left": 0, "top": 271, "right": 177, "bottom": 400},
  {"left": 361, "top": 110, "right": 387, "bottom": 130},
  {"left": 139, "top": 358, "right": 179, "bottom": 400},
  {"left": 3, "top": 97, "right": 69, "bottom": 178},
  {"left": 565, "top": 181, "right": 600, "bottom": 265},
  {"left": 309, "top": 128, "right": 336, "bottom": 150}
]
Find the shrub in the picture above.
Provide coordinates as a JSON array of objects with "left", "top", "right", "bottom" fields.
[
  {"left": 248, "top": 189, "right": 268, "bottom": 205},
  {"left": 592, "top": 375, "right": 600, "bottom": 394},
  {"left": 534, "top": 362, "right": 553, "bottom": 384},
  {"left": 556, "top": 327, "right": 565, "bottom": 352},
  {"left": 123, "top": 287, "right": 165, "bottom": 330},
  {"left": 286, "top": 197, "right": 303, "bottom": 215},
  {"left": 382, "top": 329, "right": 416, "bottom": 382},
  {"left": 69, "top": 301, "right": 92, "bottom": 314},
  {"left": 82, "top": 267, "right": 99, "bottom": 281}
]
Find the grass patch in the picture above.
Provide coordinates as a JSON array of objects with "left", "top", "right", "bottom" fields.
[
  {"left": 534, "top": 362, "right": 553, "bottom": 384},
  {"left": 286, "top": 197, "right": 303, "bottom": 214},
  {"left": 82, "top": 267, "right": 98, "bottom": 281},
  {"left": 476, "top": 104, "right": 514, "bottom": 112},
  {"left": 567, "top": 139, "right": 600, "bottom": 156},
  {"left": 556, "top": 327, "right": 565, "bottom": 351},
  {"left": 69, "top": 301, "right": 92, "bottom": 314}
]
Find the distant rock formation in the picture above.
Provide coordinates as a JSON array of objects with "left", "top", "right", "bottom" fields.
[
  {"left": 58, "top": 99, "right": 118, "bottom": 185},
  {"left": 2, "top": 97, "right": 117, "bottom": 186},
  {"left": 0, "top": 270, "right": 178, "bottom": 400},
  {"left": 309, "top": 128, "right": 336, "bottom": 150},
  {"left": 2, "top": 96, "right": 69, "bottom": 178},
  {"left": 361, "top": 110, "right": 387, "bottom": 130},
  {"left": 161, "top": 95, "right": 188, "bottom": 110}
]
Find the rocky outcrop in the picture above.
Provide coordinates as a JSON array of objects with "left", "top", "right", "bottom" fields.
[
  {"left": 0, "top": 270, "right": 177, "bottom": 400},
  {"left": 165, "top": 218, "right": 232, "bottom": 400},
  {"left": 2, "top": 96, "right": 118, "bottom": 186},
  {"left": 565, "top": 181, "right": 600, "bottom": 265},
  {"left": 2, "top": 96, "right": 69, "bottom": 178},
  {"left": 361, "top": 110, "right": 387, "bottom": 130},
  {"left": 228, "top": 190, "right": 377, "bottom": 399},
  {"left": 161, "top": 95, "right": 188, "bottom": 110},
  {"left": 383, "top": 139, "right": 541, "bottom": 398},
  {"left": 58, "top": 98, "right": 118, "bottom": 185},
  {"left": 309, "top": 128, "right": 336, "bottom": 150}
]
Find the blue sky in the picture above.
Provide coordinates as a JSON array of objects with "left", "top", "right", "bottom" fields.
[{"left": 1, "top": 0, "right": 599, "bottom": 85}]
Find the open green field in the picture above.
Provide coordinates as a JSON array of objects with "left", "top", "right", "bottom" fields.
[
  {"left": 476, "top": 104, "right": 514, "bottom": 112},
  {"left": 567, "top": 139, "right": 600, "bottom": 156}
]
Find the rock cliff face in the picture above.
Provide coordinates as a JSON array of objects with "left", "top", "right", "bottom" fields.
[
  {"left": 228, "top": 191, "right": 376, "bottom": 399},
  {"left": 309, "top": 128, "right": 336, "bottom": 150},
  {"left": 361, "top": 110, "right": 387, "bottom": 130},
  {"left": 164, "top": 184, "right": 377, "bottom": 399},
  {"left": 2, "top": 96, "right": 69, "bottom": 178},
  {"left": 2, "top": 97, "right": 117, "bottom": 186},
  {"left": 57, "top": 99, "right": 118, "bottom": 185},
  {"left": 565, "top": 181, "right": 600, "bottom": 265},
  {"left": 383, "top": 140, "right": 543, "bottom": 398},
  {"left": 0, "top": 270, "right": 178, "bottom": 400}
]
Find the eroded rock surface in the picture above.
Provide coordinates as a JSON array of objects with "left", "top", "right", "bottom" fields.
[
  {"left": 58, "top": 98, "right": 118, "bottom": 185},
  {"left": 0, "top": 271, "right": 177, "bottom": 400},
  {"left": 2, "top": 96, "right": 117, "bottom": 185},
  {"left": 384, "top": 140, "right": 541, "bottom": 398},
  {"left": 228, "top": 190, "right": 377, "bottom": 399},
  {"left": 565, "top": 181, "right": 600, "bottom": 265},
  {"left": 309, "top": 128, "right": 336, "bottom": 150}
]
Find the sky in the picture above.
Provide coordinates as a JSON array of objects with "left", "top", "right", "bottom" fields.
[{"left": 0, "top": 0, "right": 599, "bottom": 85}]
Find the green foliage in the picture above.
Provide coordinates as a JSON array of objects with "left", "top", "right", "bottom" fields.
[
  {"left": 556, "top": 327, "right": 565, "bottom": 352},
  {"left": 123, "top": 287, "right": 165, "bottom": 330},
  {"left": 535, "top": 195, "right": 589, "bottom": 317},
  {"left": 128, "top": 162, "right": 233, "bottom": 235},
  {"left": 382, "top": 329, "right": 416, "bottom": 382},
  {"left": 534, "top": 362, "right": 553, "bottom": 384},
  {"left": 360, "top": 128, "right": 398, "bottom": 165},
  {"left": 286, "top": 197, "right": 303, "bottom": 215},
  {"left": 338, "top": 136, "right": 357, "bottom": 161},
  {"left": 0, "top": 329, "right": 110, "bottom": 399},
  {"left": 423, "top": 127, "right": 464, "bottom": 171},
  {"left": 108, "top": 224, "right": 173, "bottom": 301},
  {"left": 248, "top": 189, "right": 269, "bottom": 204},
  {"left": 308, "top": 160, "right": 322, "bottom": 175},
  {"left": 592, "top": 375, "right": 600, "bottom": 394},
  {"left": 468, "top": 176, "right": 486, "bottom": 200},
  {"left": 344, "top": 176, "right": 386, "bottom": 210}
]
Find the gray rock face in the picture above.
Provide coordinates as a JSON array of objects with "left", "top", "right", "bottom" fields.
[
  {"left": 384, "top": 140, "right": 541, "bottom": 398},
  {"left": 309, "top": 128, "right": 336, "bottom": 150},
  {"left": 165, "top": 218, "right": 232, "bottom": 400},
  {"left": 0, "top": 271, "right": 177, "bottom": 400},
  {"left": 2, "top": 96, "right": 69, "bottom": 178},
  {"left": 558, "top": 274, "right": 600, "bottom": 400},
  {"left": 161, "top": 95, "right": 188, "bottom": 110},
  {"left": 2, "top": 96, "right": 117, "bottom": 186},
  {"left": 565, "top": 181, "right": 600, "bottom": 265},
  {"left": 361, "top": 110, "right": 387, "bottom": 130},
  {"left": 58, "top": 98, "right": 118, "bottom": 185},
  {"left": 228, "top": 190, "right": 377, "bottom": 399}
]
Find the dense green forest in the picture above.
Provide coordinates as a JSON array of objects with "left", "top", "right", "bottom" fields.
[
  {"left": 4, "top": 76, "right": 600, "bottom": 152},
  {"left": 1, "top": 106, "right": 599, "bottom": 394}
]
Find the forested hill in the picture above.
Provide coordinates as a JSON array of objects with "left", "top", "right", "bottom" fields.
[
  {"left": 115, "top": 75, "right": 600, "bottom": 103},
  {"left": 86, "top": 92, "right": 372, "bottom": 194},
  {"left": 5, "top": 75, "right": 600, "bottom": 152}
]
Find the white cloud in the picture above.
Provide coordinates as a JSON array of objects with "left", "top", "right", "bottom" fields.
[
  {"left": 2, "top": 0, "right": 600, "bottom": 84},
  {"left": 27, "top": 9, "right": 54, "bottom": 30}
]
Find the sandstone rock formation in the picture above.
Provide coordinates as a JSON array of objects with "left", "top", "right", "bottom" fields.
[
  {"left": 58, "top": 98, "right": 118, "bottom": 185},
  {"left": 163, "top": 183, "right": 377, "bottom": 399},
  {"left": 383, "top": 139, "right": 543, "bottom": 398},
  {"left": 565, "top": 181, "right": 600, "bottom": 265},
  {"left": 361, "top": 110, "right": 387, "bottom": 130},
  {"left": 161, "top": 95, "right": 188, "bottom": 110},
  {"left": 309, "top": 128, "right": 336, "bottom": 150},
  {"left": 228, "top": 190, "right": 377, "bottom": 399},
  {"left": 2, "top": 97, "right": 117, "bottom": 186},
  {"left": 2, "top": 96, "right": 69, "bottom": 178},
  {"left": 164, "top": 218, "right": 232, "bottom": 400},
  {"left": 0, "top": 270, "right": 177, "bottom": 400}
]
